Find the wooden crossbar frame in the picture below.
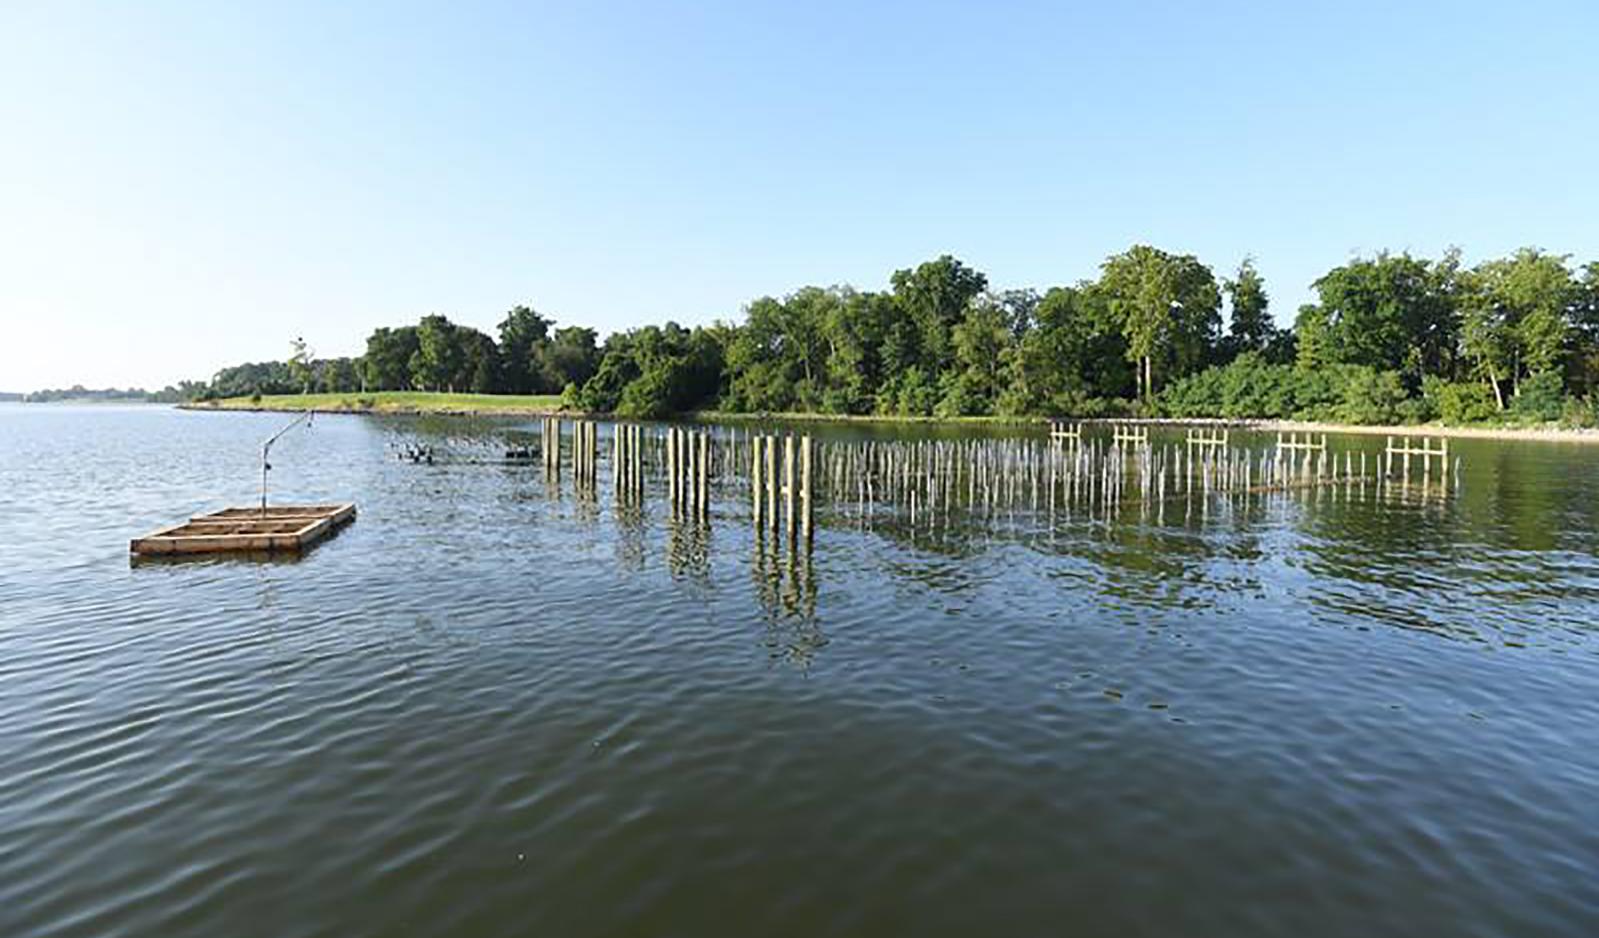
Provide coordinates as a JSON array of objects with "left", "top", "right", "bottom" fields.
[
  {"left": 1384, "top": 435, "right": 1449, "bottom": 478},
  {"left": 1276, "top": 431, "right": 1327, "bottom": 454},
  {"left": 1186, "top": 428, "right": 1229, "bottom": 448},
  {"left": 1111, "top": 423, "right": 1150, "bottom": 445},
  {"left": 1049, "top": 420, "right": 1082, "bottom": 441}
]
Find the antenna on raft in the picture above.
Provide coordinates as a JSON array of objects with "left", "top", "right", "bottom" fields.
[{"left": 261, "top": 410, "right": 316, "bottom": 515}]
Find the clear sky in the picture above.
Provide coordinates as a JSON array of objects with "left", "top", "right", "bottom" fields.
[{"left": 2, "top": 0, "right": 1595, "bottom": 391}]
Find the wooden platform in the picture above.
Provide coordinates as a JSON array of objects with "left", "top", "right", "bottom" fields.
[{"left": 130, "top": 504, "right": 356, "bottom": 555}]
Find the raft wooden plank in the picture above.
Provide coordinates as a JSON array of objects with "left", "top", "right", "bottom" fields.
[
  {"left": 131, "top": 504, "right": 354, "bottom": 555},
  {"left": 194, "top": 504, "right": 355, "bottom": 522}
]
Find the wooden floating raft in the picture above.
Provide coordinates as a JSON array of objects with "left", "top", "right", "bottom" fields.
[{"left": 130, "top": 503, "right": 356, "bottom": 556}]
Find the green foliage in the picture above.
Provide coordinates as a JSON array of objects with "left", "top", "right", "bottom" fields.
[
  {"left": 1332, "top": 367, "right": 1407, "bottom": 424},
  {"left": 1460, "top": 248, "right": 1576, "bottom": 410},
  {"left": 1098, "top": 245, "right": 1221, "bottom": 399},
  {"left": 1158, "top": 355, "right": 1406, "bottom": 423},
  {"left": 496, "top": 305, "right": 551, "bottom": 394},
  {"left": 287, "top": 337, "right": 313, "bottom": 393},
  {"left": 1223, "top": 257, "right": 1282, "bottom": 357},
  {"left": 536, "top": 326, "right": 600, "bottom": 392},
  {"left": 1561, "top": 395, "right": 1599, "bottom": 429},
  {"left": 1509, "top": 370, "right": 1565, "bottom": 422},
  {"left": 577, "top": 323, "right": 724, "bottom": 418},
  {"left": 410, "top": 315, "right": 464, "bottom": 392},
  {"left": 889, "top": 255, "right": 988, "bottom": 374},
  {"left": 1423, "top": 377, "right": 1499, "bottom": 424},
  {"left": 1296, "top": 251, "right": 1459, "bottom": 380},
  {"left": 191, "top": 246, "right": 1599, "bottom": 426},
  {"left": 363, "top": 326, "right": 419, "bottom": 391}
]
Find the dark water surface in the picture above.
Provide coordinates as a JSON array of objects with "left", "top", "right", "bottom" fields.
[{"left": 3, "top": 404, "right": 1598, "bottom": 937}]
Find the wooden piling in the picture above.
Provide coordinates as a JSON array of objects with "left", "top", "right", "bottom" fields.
[{"left": 766, "top": 434, "right": 778, "bottom": 531}]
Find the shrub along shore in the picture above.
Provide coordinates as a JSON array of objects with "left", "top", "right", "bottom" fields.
[{"left": 184, "top": 244, "right": 1599, "bottom": 431}]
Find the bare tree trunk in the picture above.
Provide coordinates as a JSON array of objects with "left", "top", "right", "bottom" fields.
[{"left": 1487, "top": 366, "right": 1505, "bottom": 411}]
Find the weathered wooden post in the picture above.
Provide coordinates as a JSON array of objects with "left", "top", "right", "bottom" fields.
[
  {"left": 678, "top": 428, "right": 687, "bottom": 512},
  {"left": 698, "top": 430, "right": 709, "bottom": 518},
  {"left": 631, "top": 425, "right": 641, "bottom": 497},
  {"left": 751, "top": 433, "right": 763, "bottom": 526},
  {"left": 801, "top": 434, "right": 813, "bottom": 540},
  {"left": 783, "top": 434, "right": 795, "bottom": 537},
  {"left": 766, "top": 434, "right": 778, "bottom": 531},
  {"left": 666, "top": 427, "right": 677, "bottom": 507}
]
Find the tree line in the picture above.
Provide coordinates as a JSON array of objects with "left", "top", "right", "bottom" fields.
[
  {"left": 20, "top": 384, "right": 203, "bottom": 403},
  {"left": 195, "top": 244, "right": 1599, "bottom": 425}
]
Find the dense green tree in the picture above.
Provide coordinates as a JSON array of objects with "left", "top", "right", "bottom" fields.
[
  {"left": 724, "top": 287, "right": 839, "bottom": 412},
  {"left": 1570, "top": 262, "right": 1599, "bottom": 397},
  {"left": 209, "top": 360, "right": 297, "bottom": 397},
  {"left": 496, "top": 305, "right": 552, "bottom": 394},
  {"left": 1294, "top": 252, "right": 1459, "bottom": 381},
  {"left": 889, "top": 255, "right": 988, "bottom": 377},
  {"left": 1000, "top": 285, "right": 1130, "bottom": 414},
  {"left": 536, "top": 326, "right": 601, "bottom": 392},
  {"left": 363, "top": 326, "right": 419, "bottom": 391},
  {"left": 458, "top": 328, "right": 501, "bottom": 394},
  {"left": 316, "top": 357, "right": 363, "bottom": 393},
  {"left": 937, "top": 296, "right": 1012, "bottom": 416},
  {"left": 821, "top": 289, "right": 893, "bottom": 414},
  {"left": 1223, "top": 258, "right": 1274, "bottom": 357},
  {"left": 1098, "top": 245, "right": 1221, "bottom": 400},
  {"left": 577, "top": 323, "right": 723, "bottom": 417},
  {"left": 1459, "top": 248, "right": 1574, "bottom": 408},
  {"left": 410, "top": 315, "right": 465, "bottom": 392}
]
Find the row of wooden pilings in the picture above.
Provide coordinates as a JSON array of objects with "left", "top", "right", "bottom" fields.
[
  {"left": 505, "top": 420, "right": 1461, "bottom": 534},
  {"left": 605, "top": 424, "right": 817, "bottom": 535},
  {"left": 662, "top": 425, "right": 711, "bottom": 518},
  {"left": 749, "top": 433, "right": 814, "bottom": 539},
  {"left": 543, "top": 416, "right": 603, "bottom": 487}
]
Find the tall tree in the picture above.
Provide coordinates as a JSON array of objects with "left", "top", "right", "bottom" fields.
[
  {"left": 1570, "top": 261, "right": 1599, "bottom": 397},
  {"left": 410, "top": 315, "right": 464, "bottom": 392},
  {"left": 287, "top": 337, "right": 314, "bottom": 394},
  {"left": 536, "top": 326, "right": 600, "bottom": 392},
  {"left": 939, "top": 296, "right": 1013, "bottom": 416},
  {"left": 1098, "top": 245, "right": 1221, "bottom": 399},
  {"left": 457, "top": 328, "right": 501, "bottom": 394},
  {"left": 1460, "top": 248, "right": 1575, "bottom": 408},
  {"left": 889, "top": 255, "right": 988, "bottom": 376},
  {"left": 362, "top": 326, "right": 419, "bottom": 391},
  {"left": 820, "top": 289, "right": 891, "bottom": 414},
  {"left": 1295, "top": 251, "right": 1459, "bottom": 381},
  {"left": 497, "top": 305, "right": 552, "bottom": 394},
  {"left": 1224, "top": 258, "right": 1272, "bottom": 355}
]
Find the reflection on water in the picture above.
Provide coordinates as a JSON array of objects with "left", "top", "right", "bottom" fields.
[{"left": 3, "top": 405, "right": 1599, "bottom": 938}]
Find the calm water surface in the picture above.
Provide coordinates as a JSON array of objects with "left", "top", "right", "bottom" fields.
[{"left": 2, "top": 404, "right": 1598, "bottom": 937}]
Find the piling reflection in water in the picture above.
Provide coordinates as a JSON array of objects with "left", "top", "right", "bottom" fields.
[{"left": 383, "top": 418, "right": 1478, "bottom": 659}]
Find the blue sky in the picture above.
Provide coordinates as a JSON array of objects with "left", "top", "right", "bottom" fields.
[{"left": 2, "top": 0, "right": 1595, "bottom": 390}]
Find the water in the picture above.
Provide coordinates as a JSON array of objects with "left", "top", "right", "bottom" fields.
[{"left": 3, "top": 404, "right": 1598, "bottom": 937}]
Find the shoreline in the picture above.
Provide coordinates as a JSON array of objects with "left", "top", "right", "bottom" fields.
[
  {"left": 179, "top": 397, "right": 1599, "bottom": 444},
  {"left": 1244, "top": 419, "right": 1599, "bottom": 444}
]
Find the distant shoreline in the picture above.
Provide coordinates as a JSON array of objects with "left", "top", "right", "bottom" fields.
[{"left": 179, "top": 392, "right": 1599, "bottom": 444}]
